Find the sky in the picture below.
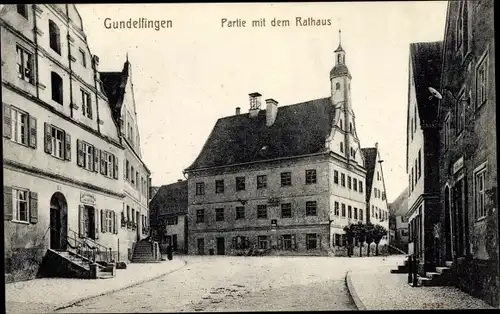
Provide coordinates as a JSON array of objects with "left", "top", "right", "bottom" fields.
[{"left": 77, "top": 2, "right": 448, "bottom": 203}]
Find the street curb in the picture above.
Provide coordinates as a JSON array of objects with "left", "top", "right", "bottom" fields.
[
  {"left": 52, "top": 259, "right": 188, "bottom": 312},
  {"left": 345, "top": 270, "right": 367, "bottom": 311}
]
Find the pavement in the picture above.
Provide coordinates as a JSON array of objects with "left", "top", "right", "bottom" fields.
[
  {"left": 5, "top": 258, "right": 186, "bottom": 314},
  {"left": 346, "top": 255, "right": 496, "bottom": 310}
]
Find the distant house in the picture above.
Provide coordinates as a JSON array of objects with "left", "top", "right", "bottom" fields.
[
  {"left": 149, "top": 186, "right": 161, "bottom": 202},
  {"left": 388, "top": 188, "right": 409, "bottom": 252},
  {"left": 149, "top": 180, "right": 188, "bottom": 254}
]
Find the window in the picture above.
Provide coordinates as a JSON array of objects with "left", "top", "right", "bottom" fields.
[
  {"left": 418, "top": 149, "right": 422, "bottom": 179},
  {"left": 474, "top": 167, "right": 486, "bottom": 220},
  {"left": 281, "top": 172, "right": 292, "bottom": 187},
  {"left": 232, "top": 236, "right": 250, "bottom": 250},
  {"left": 258, "top": 236, "right": 268, "bottom": 249},
  {"left": 377, "top": 171, "right": 380, "bottom": 181},
  {"left": 411, "top": 168, "right": 414, "bottom": 191},
  {"left": 257, "top": 205, "right": 267, "bottom": 219},
  {"left": 125, "top": 160, "right": 130, "bottom": 180},
  {"left": 105, "top": 210, "right": 113, "bottom": 233},
  {"left": 410, "top": 118, "right": 414, "bottom": 140},
  {"left": 16, "top": 46, "right": 33, "bottom": 83},
  {"left": 339, "top": 119, "right": 343, "bottom": 130},
  {"left": 456, "top": 91, "right": 465, "bottom": 134},
  {"left": 341, "top": 203, "right": 346, "bottom": 217},
  {"left": 334, "top": 201, "right": 339, "bottom": 216},
  {"left": 126, "top": 205, "right": 130, "bottom": 221},
  {"left": 281, "top": 203, "right": 292, "bottom": 218},
  {"left": 101, "top": 151, "right": 114, "bottom": 178},
  {"left": 359, "top": 181, "right": 363, "bottom": 193},
  {"left": 334, "top": 170, "right": 339, "bottom": 184},
  {"left": 414, "top": 106, "right": 417, "bottom": 131},
  {"left": 17, "top": 4, "right": 28, "bottom": 18},
  {"left": 349, "top": 122, "right": 353, "bottom": 133},
  {"left": 236, "top": 177, "right": 246, "bottom": 191},
  {"left": 372, "top": 205, "right": 375, "bottom": 217},
  {"left": 281, "top": 234, "right": 294, "bottom": 250},
  {"left": 236, "top": 206, "right": 245, "bottom": 220},
  {"left": 444, "top": 114, "right": 451, "bottom": 150},
  {"left": 50, "top": 72, "right": 64, "bottom": 105},
  {"left": 348, "top": 206, "right": 352, "bottom": 219},
  {"left": 50, "top": 126, "right": 65, "bottom": 159},
  {"left": 359, "top": 209, "right": 363, "bottom": 221},
  {"left": 9, "top": 106, "right": 29, "bottom": 145},
  {"left": 340, "top": 142, "right": 344, "bottom": 153},
  {"left": 196, "top": 209, "right": 205, "bottom": 223},
  {"left": 79, "top": 49, "right": 87, "bottom": 67},
  {"left": 82, "top": 142, "right": 94, "bottom": 171},
  {"left": 476, "top": 52, "right": 488, "bottom": 108},
  {"left": 306, "top": 201, "right": 317, "bottom": 216},
  {"left": 257, "top": 175, "right": 267, "bottom": 189},
  {"left": 166, "top": 216, "right": 178, "bottom": 225},
  {"left": 131, "top": 166, "right": 135, "bottom": 184},
  {"left": 341, "top": 173, "right": 345, "bottom": 187},
  {"left": 353, "top": 178, "right": 358, "bottom": 191},
  {"left": 354, "top": 207, "right": 358, "bottom": 220},
  {"left": 215, "top": 180, "right": 224, "bottom": 193},
  {"left": 81, "top": 89, "right": 92, "bottom": 119},
  {"left": 12, "top": 188, "right": 29, "bottom": 222},
  {"left": 305, "top": 169, "right": 317, "bottom": 184},
  {"left": 215, "top": 208, "right": 224, "bottom": 222},
  {"left": 135, "top": 171, "right": 139, "bottom": 189},
  {"left": 49, "top": 20, "right": 61, "bottom": 55},
  {"left": 195, "top": 182, "right": 204, "bottom": 195},
  {"left": 306, "top": 234, "right": 318, "bottom": 250},
  {"left": 347, "top": 176, "right": 352, "bottom": 189},
  {"left": 456, "top": 2, "right": 464, "bottom": 51},
  {"left": 336, "top": 82, "right": 340, "bottom": 90}
]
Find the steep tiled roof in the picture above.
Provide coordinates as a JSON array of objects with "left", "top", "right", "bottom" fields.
[
  {"left": 185, "top": 97, "right": 336, "bottom": 171},
  {"left": 361, "top": 147, "right": 377, "bottom": 202},
  {"left": 409, "top": 41, "right": 443, "bottom": 126},
  {"left": 149, "top": 180, "right": 188, "bottom": 223},
  {"left": 100, "top": 61, "right": 130, "bottom": 124}
]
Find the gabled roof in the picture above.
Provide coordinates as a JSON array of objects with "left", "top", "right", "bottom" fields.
[
  {"left": 409, "top": 41, "right": 443, "bottom": 127},
  {"left": 149, "top": 180, "right": 188, "bottom": 219},
  {"left": 100, "top": 61, "right": 130, "bottom": 125},
  {"left": 361, "top": 147, "right": 377, "bottom": 202},
  {"left": 185, "top": 97, "right": 336, "bottom": 171}
]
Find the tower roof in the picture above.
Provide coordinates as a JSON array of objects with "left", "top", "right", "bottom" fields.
[
  {"left": 334, "top": 43, "right": 345, "bottom": 53},
  {"left": 330, "top": 64, "right": 351, "bottom": 79}
]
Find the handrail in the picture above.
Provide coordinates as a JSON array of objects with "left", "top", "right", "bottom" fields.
[{"left": 389, "top": 244, "right": 407, "bottom": 255}]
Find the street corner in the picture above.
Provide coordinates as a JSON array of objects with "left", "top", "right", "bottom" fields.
[{"left": 345, "top": 270, "right": 366, "bottom": 311}]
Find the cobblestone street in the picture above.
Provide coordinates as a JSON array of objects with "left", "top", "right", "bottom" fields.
[{"left": 56, "top": 255, "right": 397, "bottom": 312}]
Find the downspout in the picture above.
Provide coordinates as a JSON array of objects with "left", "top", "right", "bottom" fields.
[
  {"left": 65, "top": 4, "right": 74, "bottom": 118},
  {"left": 32, "top": 5, "right": 40, "bottom": 98}
]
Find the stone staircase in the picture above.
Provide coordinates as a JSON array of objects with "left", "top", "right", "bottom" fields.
[
  {"left": 130, "top": 241, "right": 162, "bottom": 263},
  {"left": 416, "top": 261, "right": 455, "bottom": 287},
  {"left": 40, "top": 249, "right": 115, "bottom": 279},
  {"left": 58, "top": 250, "right": 115, "bottom": 279},
  {"left": 390, "top": 257, "right": 410, "bottom": 273}
]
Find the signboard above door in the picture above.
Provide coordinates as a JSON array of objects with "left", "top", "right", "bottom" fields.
[{"left": 80, "top": 192, "right": 96, "bottom": 204}]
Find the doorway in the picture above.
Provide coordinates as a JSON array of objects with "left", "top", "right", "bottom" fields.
[
  {"left": 453, "top": 180, "right": 465, "bottom": 257},
  {"left": 84, "top": 205, "right": 96, "bottom": 239},
  {"left": 444, "top": 187, "right": 453, "bottom": 260},
  {"left": 216, "top": 237, "right": 225, "bottom": 255},
  {"left": 197, "top": 238, "right": 205, "bottom": 255},
  {"left": 50, "top": 192, "right": 68, "bottom": 251}
]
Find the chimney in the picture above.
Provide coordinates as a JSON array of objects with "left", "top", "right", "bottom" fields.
[
  {"left": 265, "top": 98, "right": 278, "bottom": 126},
  {"left": 248, "top": 92, "right": 262, "bottom": 118},
  {"left": 235, "top": 107, "right": 241, "bottom": 115}
]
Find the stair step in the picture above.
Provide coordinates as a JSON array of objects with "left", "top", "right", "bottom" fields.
[
  {"left": 445, "top": 261, "right": 453, "bottom": 268},
  {"left": 425, "top": 272, "right": 440, "bottom": 278},
  {"left": 435, "top": 267, "right": 450, "bottom": 274}
]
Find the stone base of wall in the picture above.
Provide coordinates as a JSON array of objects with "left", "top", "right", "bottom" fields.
[
  {"left": 4, "top": 247, "right": 45, "bottom": 283},
  {"left": 454, "top": 257, "right": 499, "bottom": 307}
]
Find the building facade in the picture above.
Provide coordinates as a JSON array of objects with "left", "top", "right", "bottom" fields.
[
  {"left": 405, "top": 41, "right": 442, "bottom": 274},
  {"left": 183, "top": 35, "right": 373, "bottom": 256},
  {"left": 149, "top": 180, "right": 188, "bottom": 254},
  {"left": 2, "top": 4, "right": 150, "bottom": 280},
  {"left": 388, "top": 188, "right": 409, "bottom": 252},
  {"left": 437, "top": 0, "right": 498, "bottom": 306}
]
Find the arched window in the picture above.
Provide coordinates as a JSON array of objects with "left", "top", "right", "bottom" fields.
[
  {"left": 51, "top": 72, "right": 63, "bottom": 104},
  {"left": 336, "top": 82, "right": 341, "bottom": 90},
  {"left": 49, "top": 20, "right": 61, "bottom": 55}
]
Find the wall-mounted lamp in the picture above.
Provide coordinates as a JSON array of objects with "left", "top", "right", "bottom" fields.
[{"left": 428, "top": 87, "right": 469, "bottom": 105}]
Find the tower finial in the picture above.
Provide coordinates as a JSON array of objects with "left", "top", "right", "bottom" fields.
[{"left": 126, "top": 51, "right": 129, "bottom": 63}]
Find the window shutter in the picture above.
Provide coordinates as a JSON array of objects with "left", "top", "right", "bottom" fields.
[
  {"left": 123, "top": 159, "right": 126, "bottom": 180},
  {"left": 291, "top": 235, "right": 296, "bottom": 249},
  {"left": 78, "top": 205, "right": 85, "bottom": 238},
  {"left": 100, "top": 150, "right": 106, "bottom": 175},
  {"left": 64, "top": 132, "right": 71, "bottom": 160},
  {"left": 93, "top": 147, "right": 99, "bottom": 173},
  {"left": 29, "top": 116, "right": 37, "bottom": 148},
  {"left": 76, "top": 139, "right": 84, "bottom": 167},
  {"left": 101, "top": 209, "right": 106, "bottom": 233},
  {"left": 4, "top": 186, "right": 13, "bottom": 221},
  {"left": 29, "top": 191, "right": 38, "bottom": 224},
  {"left": 3, "top": 104, "right": 11, "bottom": 139},
  {"left": 113, "top": 155, "right": 118, "bottom": 179},
  {"left": 95, "top": 208, "right": 99, "bottom": 239},
  {"left": 113, "top": 211, "right": 118, "bottom": 234},
  {"left": 44, "top": 122, "right": 52, "bottom": 154},
  {"left": 278, "top": 236, "right": 283, "bottom": 249}
]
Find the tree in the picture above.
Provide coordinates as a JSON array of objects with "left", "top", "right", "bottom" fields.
[
  {"left": 372, "top": 224, "right": 388, "bottom": 256},
  {"left": 355, "top": 221, "right": 367, "bottom": 257},
  {"left": 343, "top": 225, "right": 353, "bottom": 257},
  {"left": 365, "top": 222, "right": 375, "bottom": 257}
]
